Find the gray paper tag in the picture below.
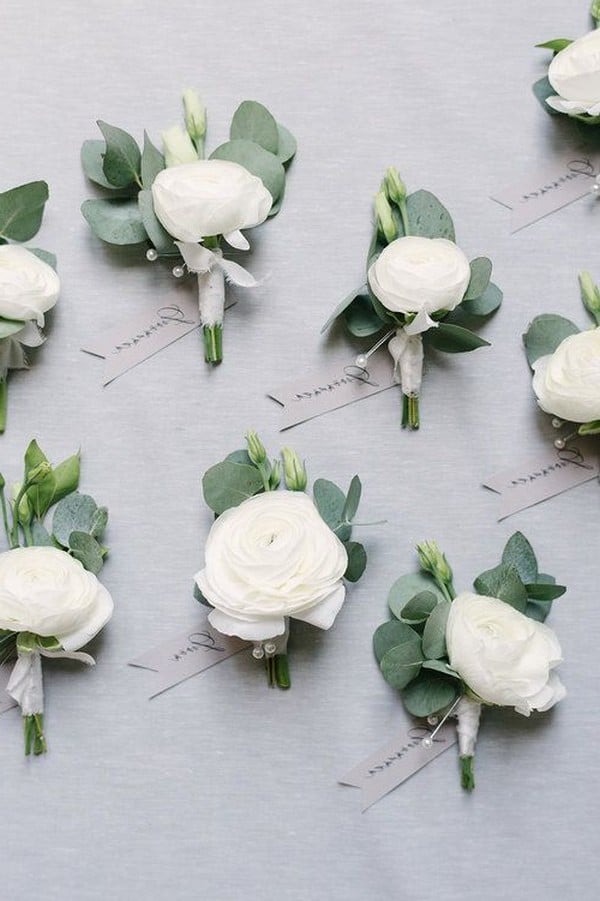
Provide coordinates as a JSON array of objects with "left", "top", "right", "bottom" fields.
[
  {"left": 267, "top": 349, "right": 396, "bottom": 430},
  {"left": 128, "top": 619, "right": 250, "bottom": 698},
  {"left": 339, "top": 722, "right": 457, "bottom": 811},
  {"left": 491, "top": 151, "right": 600, "bottom": 231},
  {"left": 483, "top": 441, "right": 599, "bottom": 520},
  {"left": 0, "top": 662, "right": 17, "bottom": 715}
]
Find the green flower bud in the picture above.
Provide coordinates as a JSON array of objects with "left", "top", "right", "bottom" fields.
[
  {"left": 161, "top": 125, "right": 198, "bottom": 167},
  {"left": 579, "top": 271, "right": 600, "bottom": 323},
  {"left": 27, "top": 462, "right": 52, "bottom": 486},
  {"left": 416, "top": 540, "right": 453, "bottom": 586},
  {"left": 592, "top": 0, "right": 600, "bottom": 25},
  {"left": 12, "top": 482, "right": 32, "bottom": 526},
  {"left": 281, "top": 447, "right": 307, "bottom": 491},
  {"left": 0, "top": 471, "right": 5, "bottom": 489},
  {"left": 183, "top": 89, "right": 207, "bottom": 142},
  {"left": 246, "top": 430, "right": 268, "bottom": 467},
  {"left": 269, "top": 460, "right": 281, "bottom": 491},
  {"left": 384, "top": 167, "right": 407, "bottom": 206},
  {"left": 374, "top": 191, "right": 398, "bottom": 243}
]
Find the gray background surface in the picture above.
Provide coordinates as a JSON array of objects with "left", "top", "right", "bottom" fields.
[{"left": 1, "top": 1, "right": 598, "bottom": 898}]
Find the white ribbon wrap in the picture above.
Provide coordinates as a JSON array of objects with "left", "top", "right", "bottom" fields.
[
  {"left": 454, "top": 695, "right": 482, "bottom": 758},
  {"left": 387, "top": 311, "right": 439, "bottom": 396},
  {"left": 176, "top": 241, "right": 259, "bottom": 328},
  {"left": 7, "top": 647, "right": 95, "bottom": 717}
]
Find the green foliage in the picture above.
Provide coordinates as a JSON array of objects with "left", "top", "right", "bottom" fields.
[
  {"left": 523, "top": 314, "right": 580, "bottom": 367},
  {"left": 380, "top": 639, "right": 424, "bottom": 690},
  {"left": 81, "top": 140, "right": 120, "bottom": 190},
  {"left": 231, "top": 101, "right": 279, "bottom": 154},
  {"left": 342, "top": 475, "right": 362, "bottom": 522},
  {"left": 68, "top": 531, "right": 105, "bottom": 575},
  {"left": 421, "top": 600, "right": 450, "bottom": 659},
  {"left": 202, "top": 461, "right": 264, "bottom": 515},
  {"left": 405, "top": 190, "right": 455, "bottom": 241},
  {"left": 140, "top": 132, "right": 165, "bottom": 188},
  {"left": 579, "top": 420, "right": 600, "bottom": 436},
  {"left": 501, "top": 531, "right": 538, "bottom": 583},
  {"left": 399, "top": 590, "right": 440, "bottom": 625},
  {"left": 138, "top": 191, "right": 177, "bottom": 255},
  {"left": 97, "top": 121, "right": 142, "bottom": 189},
  {"left": 388, "top": 572, "right": 445, "bottom": 620},
  {"left": 211, "top": 139, "right": 285, "bottom": 204},
  {"left": 0, "top": 181, "right": 49, "bottom": 241},
  {"left": 532, "top": 76, "right": 559, "bottom": 113},
  {"left": 321, "top": 284, "right": 367, "bottom": 333},
  {"left": 52, "top": 493, "right": 99, "bottom": 547},
  {"left": 81, "top": 198, "right": 147, "bottom": 246},
  {"left": 461, "top": 282, "right": 503, "bottom": 317},
  {"left": 28, "top": 248, "right": 57, "bottom": 270},
  {"left": 275, "top": 123, "right": 297, "bottom": 165},
  {"left": 535, "top": 39, "right": 573, "bottom": 52},
  {"left": 426, "top": 323, "right": 491, "bottom": 354},
  {"left": 464, "top": 258, "right": 492, "bottom": 301},
  {"left": 473, "top": 563, "right": 528, "bottom": 612},
  {"left": 402, "top": 671, "right": 459, "bottom": 717},
  {"left": 343, "top": 294, "right": 388, "bottom": 337},
  {"left": 374, "top": 619, "right": 421, "bottom": 665},
  {"left": 343, "top": 540, "right": 367, "bottom": 582}
]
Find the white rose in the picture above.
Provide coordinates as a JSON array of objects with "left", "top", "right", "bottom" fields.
[
  {"left": 0, "top": 546, "right": 113, "bottom": 651},
  {"left": 195, "top": 491, "right": 348, "bottom": 641},
  {"left": 532, "top": 328, "right": 600, "bottom": 423},
  {"left": 446, "top": 592, "right": 566, "bottom": 716},
  {"left": 151, "top": 159, "right": 272, "bottom": 242},
  {"left": 368, "top": 236, "right": 471, "bottom": 317},
  {"left": 547, "top": 29, "right": 600, "bottom": 116},
  {"left": 0, "top": 245, "right": 59, "bottom": 326}
]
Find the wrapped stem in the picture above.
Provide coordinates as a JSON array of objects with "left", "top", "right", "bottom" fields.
[
  {"left": 0, "top": 376, "right": 7, "bottom": 434},
  {"left": 455, "top": 696, "right": 482, "bottom": 791},
  {"left": 197, "top": 250, "right": 225, "bottom": 364}
]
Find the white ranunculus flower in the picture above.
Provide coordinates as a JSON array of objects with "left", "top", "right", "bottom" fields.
[
  {"left": 0, "top": 245, "right": 60, "bottom": 326},
  {"left": 532, "top": 328, "right": 600, "bottom": 423},
  {"left": 368, "top": 236, "right": 471, "bottom": 319},
  {"left": 446, "top": 592, "right": 566, "bottom": 716},
  {"left": 195, "top": 491, "right": 348, "bottom": 641},
  {"left": 151, "top": 159, "right": 272, "bottom": 243},
  {"left": 0, "top": 546, "right": 113, "bottom": 650},
  {"left": 547, "top": 29, "right": 600, "bottom": 117}
]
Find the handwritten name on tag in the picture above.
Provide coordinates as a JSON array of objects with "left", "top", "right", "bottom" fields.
[
  {"left": 128, "top": 619, "right": 249, "bottom": 698},
  {"left": 491, "top": 152, "right": 600, "bottom": 231},
  {"left": 267, "top": 349, "right": 396, "bottom": 430},
  {"left": 0, "top": 663, "right": 17, "bottom": 715},
  {"left": 81, "top": 296, "right": 201, "bottom": 385},
  {"left": 483, "top": 441, "right": 599, "bottom": 520},
  {"left": 339, "top": 722, "right": 456, "bottom": 811}
]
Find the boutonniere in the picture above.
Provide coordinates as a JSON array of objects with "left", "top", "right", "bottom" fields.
[
  {"left": 374, "top": 533, "right": 566, "bottom": 790},
  {"left": 534, "top": 3, "right": 600, "bottom": 122},
  {"left": 81, "top": 90, "right": 296, "bottom": 363},
  {"left": 0, "top": 181, "right": 59, "bottom": 431},
  {"left": 0, "top": 441, "right": 112, "bottom": 755},
  {"left": 524, "top": 271, "right": 600, "bottom": 444},
  {"left": 195, "top": 432, "right": 372, "bottom": 688},
  {"left": 323, "top": 168, "right": 501, "bottom": 429}
]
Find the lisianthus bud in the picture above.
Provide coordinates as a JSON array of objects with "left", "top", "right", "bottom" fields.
[
  {"left": 281, "top": 447, "right": 307, "bottom": 491},
  {"left": 417, "top": 540, "right": 453, "bottom": 586},
  {"left": 385, "top": 167, "right": 407, "bottom": 206},
  {"left": 578, "top": 271, "right": 600, "bottom": 323},
  {"left": 12, "top": 482, "right": 32, "bottom": 525},
  {"left": 269, "top": 461, "right": 281, "bottom": 490},
  {"left": 374, "top": 191, "right": 397, "bottom": 243},
  {"left": 161, "top": 125, "right": 198, "bottom": 168},
  {"left": 246, "top": 430, "right": 267, "bottom": 467},
  {"left": 27, "top": 462, "right": 52, "bottom": 485},
  {"left": 183, "top": 89, "right": 207, "bottom": 142}
]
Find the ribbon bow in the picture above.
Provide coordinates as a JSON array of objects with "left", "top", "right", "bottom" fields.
[
  {"left": 387, "top": 309, "right": 440, "bottom": 396},
  {"left": 176, "top": 242, "right": 259, "bottom": 289},
  {"left": 7, "top": 645, "right": 95, "bottom": 717}
]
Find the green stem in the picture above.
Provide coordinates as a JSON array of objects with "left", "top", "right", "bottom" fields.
[
  {"left": 0, "top": 376, "right": 7, "bottom": 433},
  {"left": 460, "top": 755, "right": 475, "bottom": 791},
  {"left": 24, "top": 713, "right": 47, "bottom": 756},
  {"left": 22, "top": 522, "right": 33, "bottom": 547},
  {"left": 0, "top": 483, "right": 12, "bottom": 547},
  {"left": 10, "top": 482, "right": 30, "bottom": 549},
  {"left": 399, "top": 199, "right": 410, "bottom": 237},
  {"left": 274, "top": 654, "right": 291, "bottom": 690},
  {"left": 401, "top": 393, "right": 420, "bottom": 430},
  {"left": 203, "top": 324, "right": 223, "bottom": 364}
]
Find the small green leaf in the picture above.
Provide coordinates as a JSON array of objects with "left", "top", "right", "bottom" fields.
[
  {"left": 52, "top": 493, "right": 98, "bottom": 547},
  {"left": 27, "top": 248, "right": 57, "bottom": 270},
  {"left": 313, "top": 479, "right": 350, "bottom": 541},
  {"left": 342, "top": 475, "right": 361, "bottom": 522},
  {"left": 194, "top": 582, "right": 212, "bottom": 607},
  {"left": 405, "top": 189, "right": 455, "bottom": 241},
  {"left": 210, "top": 139, "right": 285, "bottom": 204},
  {"left": 81, "top": 140, "right": 118, "bottom": 190},
  {"left": 51, "top": 452, "right": 81, "bottom": 505},
  {"left": 30, "top": 521, "right": 53, "bottom": 547},
  {"left": 464, "top": 257, "right": 492, "bottom": 301},
  {"left": 461, "top": 282, "right": 503, "bottom": 317},
  {"left": 276, "top": 123, "right": 297, "bottom": 164},
  {"left": 578, "top": 420, "right": 600, "bottom": 436},
  {"left": 388, "top": 573, "right": 445, "bottom": 620},
  {"left": 525, "top": 583, "right": 566, "bottom": 601},
  {"left": 138, "top": 191, "right": 177, "bottom": 255},
  {"left": 427, "top": 323, "right": 490, "bottom": 354},
  {"left": 523, "top": 314, "right": 580, "bottom": 367},
  {"left": 97, "top": 120, "right": 141, "bottom": 189},
  {"left": 321, "top": 284, "right": 367, "bottom": 333},
  {"left": 225, "top": 449, "right": 254, "bottom": 466},
  {"left": 421, "top": 660, "right": 460, "bottom": 679},
  {"left": 421, "top": 600, "right": 451, "bottom": 659},
  {"left": 535, "top": 39, "right": 573, "bottom": 52},
  {"left": 202, "top": 461, "right": 264, "bottom": 515},
  {"left": 230, "top": 101, "right": 279, "bottom": 154},
  {"left": 400, "top": 591, "right": 440, "bottom": 624},
  {"left": 402, "top": 671, "right": 459, "bottom": 717},
  {"left": 374, "top": 619, "right": 412, "bottom": 663},
  {"left": 525, "top": 601, "right": 552, "bottom": 623},
  {"left": 380, "top": 637, "right": 424, "bottom": 690},
  {"left": 532, "top": 76, "right": 559, "bottom": 113},
  {"left": 343, "top": 541, "right": 367, "bottom": 582},
  {"left": 344, "top": 294, "right": 387, "bottom": 337},
  {"left": 68, "top": 531, "right": 104, "bottom": 575},
  {"left": 501, "top": 531, "right": 538, "bottom": 583},
  {"left": 90, "top": 506, "right": 109, "bottom": 540},
  {"left": 81, "top": 198, "right": 147, "bottom": 246},
  {"left": 140, "top": 132, "right": 165, "bottom": 188},
  {"left": 0, "top": 181, "right": 49, "bottom": 241},
  {"left": 24, "top": 440, "right": 48, "bottom": 474},
  {"left": 27, "top": 472, "right": 56, "bottom": 521},
  {"left": 0, "top": 318, "right": 26, "bottom": 339},
  {"left": 473, "top": 563, "right": 528, "bottom": 613}
]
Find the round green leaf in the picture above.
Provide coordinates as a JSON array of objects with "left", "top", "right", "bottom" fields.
[
  {"left": 97, "top": 121, "right": 141, "bottom": 189},
  {"left": 210, "top": 139, "right": 285, "bottom": 204},
  {"left": 202, "top": 462, "right": 264, "bottom": 515},
  {"left": 81, "top": 140, "right": 117, "bottom": 190},
  {"left": 380, "top": 640, "right": 424, "bottom": 690},
  {"left": 52, "top": 493, "right": 98, "bottom": 547},
  {"left": 461, "top": 282, "right": 502, "bottom": 317},
  {"left": 343, "top": 541, "right": 367, "bottom": 583},
  {"left": 388, "top": 573, "right": 445, "bottom": 620},
  {"left": 405, "top": 190, "right": 455, "bottom": 241},
  {"left": 344, "top": 295, "right": 387, "bottom": 337},
  {"left": 81, "top": 198, "right": 147, "bottom": 246},
  {"left": 403, "top": 672, "right": 459, "bottom": 717},
  {"left": 464, "top": 257, "right": 492, "bottom": 301},
  {"left": 400, "top": 591, "right": 440, "bottom": 624},
  {"left": 373, "top": 620, "right": 420, "bottom": 663},
  {"left": 276, "top": 123, "right": 297, "bottom": 164},
  {"left": 523, "top": 314, "right": 580, "bottom": 367},
  {"left": 230, "top": 101, "right": 279, "bottom": 154},
  {"left": 426, "top": 323, "right": 490, "bottom": 354},
  {"left": 421, "top": 600, "right": 451, "bottom": 659}
]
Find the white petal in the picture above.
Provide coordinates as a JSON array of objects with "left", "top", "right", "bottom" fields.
[
  {"left": 292, "top": 582, "right": 346, "bottom": 630},
  {"left": 208, "top": 607, "right": 286, "bottom": 641},
  {"left": 174, "top": 241, "right": 214, "bottom": 273},
  {"left": 404, "top": 308, "right": 438, "bottom": 335},
  {"left": 219, "top": 258, "right": 258, "bottom": 288},
  {"left": 60, "top": 582, "right": 114, "bottom": 651},
  {"left": 223, "top": 230, "right": 250, "bottom": 251},
  {"left": 545, "top": 96, "right": 590, "bottom": 114}
]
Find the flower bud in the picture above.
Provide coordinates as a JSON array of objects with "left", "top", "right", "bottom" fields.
[
  {"left": 0, "top": 472, "right": 5, "bottom": 489},
  {"left": 161, "top": 125, "right": 198, "bottom": 168},
  {"left": 246, "top": 430, "right": 268, "bottom": 467},
  {"left": 27, "top": 462, "right": 52, "bottom": 486},
  {"left": 578, "top": 271, "right": 600, "bottom": 323},
  {"left": 281, "top": 447, "right": 307, "bottom": 491},
  {"left": 268, "top": 460, "right": 281, "bottom": 491},
  {"left": 416, "top": 540, "right": 453, "bottom": 586},
  {"left": 12, "top": 482, "right": 31, "bottom": 526},
  {"left": 384, "top": 167, "right": 407, "bottom": 206},
  {"left": 374, "top": 191, "right": 398, "bottom": 243},
  {"left": 183, "top": 89, "right": 207, "bottom": 142}
]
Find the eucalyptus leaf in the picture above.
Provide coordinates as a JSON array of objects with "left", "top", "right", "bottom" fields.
[
  {"left": 138, "top": 191, "right": 177, "bottom": 255},
  {"left": 523, "top": 314, "right": 580, "bottom": 367},
  {"left": 405, "top": 190, "right": 455, "bottom": 241},
  {"left": 267, "top": 182, "right": 285, "bottom": 217},
  {"left": 501, "top": 531, "right": 538, "bottom": 583},
  {"left": 28, "top": 248, "right": 57, "bottom": 270},
  {"left": 525, "top": 601, "right": 552, "bottom": 623},
  {"left": 0, "top": 318, "right": 26, "bottom": 339},
  {"left": 402, "top": 672, "right": 459, "bottom": 717},
  {"left": 464, "top": 257, "right": 492, "bottom": 301},
  {"left": 524, "top": 582, "right": 566, "bottom": 601},
  {"left": 276, "top": 123, "right": 297, "bottom": 164},
  {"left": 426, "top": 323, "right": 490, "bottom": 354},
  {"left": 90, "top": 506, "right": 109, "bottom": 540},
  {"left": 380, "top": 638, "right": 424, "bottom": 690},
  {"left": 30, "top": 521, "right": 53, "bottom": 547},
  {"left": 68, "top": 531, "right": 104, "bottom": 575},
  {"left": 313, "top": 479, "right": 350, "bottom": 541},
  {"left": 52, "top": 493, "right": 98, "bottom": 547},
  {"left": 97, "top": 120, "right": 141, "bottom": 189},
  {"left": 210, "top": 139, "right": 285, "bottom": 204},
  {"left": 81, "top": 140, "right": 117, "bottom": 190},
  {"left": 226, "top": 449, "right": 254, "bottom": 466},
  {"left": 194, "top": 583, "right": 212, "bottom": 607},
  {"left": 321, "top": 284, "right": 367, "bottom": 333},
  {"left": 342, "top": 475, "right": 361, "bottom": 522},
  {"left": 532, "top": 76, "right": 559, "bottom": 113},
  {"left": 421, "top": 660, "right": 460, "bottom": 679},
  {"left": 202, "top": 461, "right": 264, "bottom": 515},
  {"left": 344, "top": 294, "right": 387, "bottom": 337},
  {"left": 373, "top": 620, "right": 419, "bottom": 663},
  {"left": 473, "top": 563, "right": 528, "bottom": 612},
  {"left": 343, "top": 541, "right": 367, "bottom": 582},
  {"left": 400, "top": 591, "right": 440, "bottom": 625},
  {"left": 0, "top": 181, "right": 49, "bottom": 241},
  {"left": 461, "top": 282, "right": 503, "bottom": 317},
  {"left": 230, "top": 101, "right": 279, "bottom": 154},
  {"left": 421, "top": 600, "right": 451, "bottom": 659},
  {"left": 141, "top": 132, "right": 165, "bottom": 188},
  {"left": 82, "top": 198, "right": 147, "bottom": 246},
  {"left": 388, "top": 573, "right": 445, "bottom": 620}
]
